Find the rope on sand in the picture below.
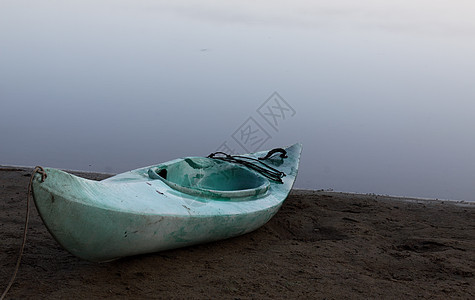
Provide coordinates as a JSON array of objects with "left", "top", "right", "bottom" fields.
[{"left": 1, "top": 166, "right": 47, "bottom": 300}]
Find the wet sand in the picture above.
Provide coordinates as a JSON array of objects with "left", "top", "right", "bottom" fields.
[{"left": 1, "top": 167, "right": 474, "bottom": 299}]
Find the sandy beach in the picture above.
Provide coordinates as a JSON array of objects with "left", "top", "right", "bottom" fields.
[{"left": 1, "top": 167, "right": 474, "bottom": 299}]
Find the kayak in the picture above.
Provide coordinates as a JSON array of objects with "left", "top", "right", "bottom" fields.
[{"left": 32, "top": 143, "right": 302, "bottom": 262}]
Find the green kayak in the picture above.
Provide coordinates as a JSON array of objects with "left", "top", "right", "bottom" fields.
[{"left": 32, "top": 143, "right": 302, "bottom": 262}]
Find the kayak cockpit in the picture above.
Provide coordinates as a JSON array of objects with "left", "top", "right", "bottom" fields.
[{"left": 148, "top": 157, "right": 269, "bottom": 199}]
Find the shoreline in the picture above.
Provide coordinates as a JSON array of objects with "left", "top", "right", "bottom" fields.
[
  {"left": 295, "top": 189, "right": 475, "bottom": 207},
  {"left": 2, "top": 165, "right": 472, "bottom": 204}
]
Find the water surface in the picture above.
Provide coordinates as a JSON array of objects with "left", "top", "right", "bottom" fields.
[{"left": 1, "top": 1, "right": 474, "bottom": 201}]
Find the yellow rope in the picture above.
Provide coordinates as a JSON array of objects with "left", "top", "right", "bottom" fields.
[{"left": 1, "top": 166, "right": 47, "bottom": 300}]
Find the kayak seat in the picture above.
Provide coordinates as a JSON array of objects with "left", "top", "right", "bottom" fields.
[{"left": 148, "top": 157, "right": 270, "bottom": 199}]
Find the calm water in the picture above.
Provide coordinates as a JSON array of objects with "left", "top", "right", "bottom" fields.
[{"left": 1, "top": 1, "right": 474, "bottom": 201}]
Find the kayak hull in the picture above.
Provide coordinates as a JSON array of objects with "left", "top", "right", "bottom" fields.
[{"left": 32, "top": 143, "right": 302, "bottom": 262}]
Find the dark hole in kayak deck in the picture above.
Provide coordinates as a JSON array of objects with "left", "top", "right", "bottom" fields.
[{"left": 157, "top": 169, "right": 167, "bottom": 180}]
